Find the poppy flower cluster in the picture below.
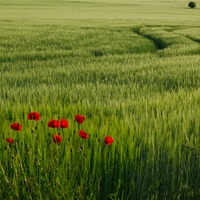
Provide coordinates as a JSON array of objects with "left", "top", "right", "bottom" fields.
[
  {"left": 6, "top": 112, "right": 114, "bottom": 146},
  {"left": 48, "top": 118, "right": 69, "bottom": 129}
]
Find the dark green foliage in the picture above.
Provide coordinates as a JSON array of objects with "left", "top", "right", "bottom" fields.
[{"left": 188, "top": 2, "right": 196, "bottom": 9}]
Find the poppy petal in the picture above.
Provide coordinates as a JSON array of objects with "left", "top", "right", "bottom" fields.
[
  {"left": 53, "top": 134, "right": 62, "bottom": 144},
  {"left": 27, "top": 112, "right": 41, "bottom": 120},
  {"left": 79, "top": 130, "right": 89, "bottom": 139},
  {"left": 48, "top": 119, "right": 61, "bottom": 128},
  {"left": 104, "top": 136, "right": 114, "bottom": 146},
  {"left": 6, "top": 138, "right": 14, "bottom": 144},
  {"left": 60, "top": 118, "right": 69, "bottom": 128},
  {"left": 10, "top": 123, "right": 22, "bottom": 131},
  {"left": 75, "top": 115, "right": 85, "bottom": 124}
]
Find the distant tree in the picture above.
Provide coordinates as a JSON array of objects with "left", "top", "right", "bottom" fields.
[{"left": 188, "top": 1, "right": 196, "bottom": 9}]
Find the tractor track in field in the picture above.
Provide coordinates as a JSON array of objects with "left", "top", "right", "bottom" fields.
[
  {"left": 132, "top": 27, "right": 168, "bottom": 51},
  {"left": 133, "top": 26, "right": 200, "bottom": 55},
  {"left": 177, "top": 34, "right": 200, "bottom": 44}
]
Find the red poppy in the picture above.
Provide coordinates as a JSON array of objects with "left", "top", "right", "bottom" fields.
[
  {"left": 27, "top": 112, "right": 41, "bottom": 120},
  {"left": 79, "top": 130, "right": 89, "bottom": 139},
  {"left": 53, "top": 134, "right": 62, "bottom": 144},
  {"left": 104, "top": 136, "right": 114, "bottom": 146},
  {"left": 60, "top": 118, "right": 69, "bottom": 128},
  {"left": 48, "top": 120, "right": 61, "bottom": 128},
  {"left": 6, "top": 138, "right": 14, "bottom": 144},
  {"left": 10, "top": 123, "right": 22, "bottom": 131},
  {"left": 75, "top": 114, "right": 85, "bottom": 124}
]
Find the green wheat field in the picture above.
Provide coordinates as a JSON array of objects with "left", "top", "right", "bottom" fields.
[{"left": 1, "top": 0, "right": 200, "bottom": 199}]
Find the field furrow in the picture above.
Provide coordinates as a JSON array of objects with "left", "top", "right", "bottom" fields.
[{"left": 139, "top": 27, "right": 200, "bottom": 55}]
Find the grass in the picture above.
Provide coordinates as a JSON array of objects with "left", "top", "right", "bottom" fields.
[
  {"left": 1, "top": 0, "right": 200, "bottom": 199},
  {"left": 0, "top": 0, "right": 200, "bottom": 22}
]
